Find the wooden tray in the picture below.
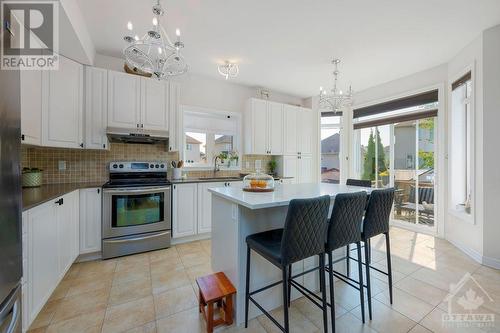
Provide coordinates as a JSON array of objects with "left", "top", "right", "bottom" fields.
[{"left": 243, "top": 187, "right": 274, "bottom": 192}]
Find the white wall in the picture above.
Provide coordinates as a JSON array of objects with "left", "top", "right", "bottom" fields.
[
  {"left": 94, "top": 54, "right": 304, "bottom": 113},
  {"left": 481, "top": 25, "right": 500, "bottom": 266}
]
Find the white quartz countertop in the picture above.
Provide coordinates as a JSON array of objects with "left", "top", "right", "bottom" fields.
[{"left": 208, "top": 183, "right": 373, "bottom": 210}]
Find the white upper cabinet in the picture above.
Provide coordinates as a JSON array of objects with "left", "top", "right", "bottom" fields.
[
  {"left": 168, "top": 81, "right": 181, "bottom": 152},
  {"left": 283, "top": 104, "right": 299, "bottom": 155},
  {"left": 107, "top": 70, "right": 141, "bottom": 129},
  {"left": 84, "top": 66, "right": 108, "bottom": 149},
  {"left": 244, "top": 98, "right": 284, "bottom": 155},
  {"left": 141, "top": 78, "right": 169, "bottom": 131},
  {"left": 20, "top": 70, "right": 42, "bottom": 145},
  {"left": 42, "top": 55, "right": 83, "bottom": 148},
  {"left": 283, "top": 105, "right": 316, "bottom": 156}
]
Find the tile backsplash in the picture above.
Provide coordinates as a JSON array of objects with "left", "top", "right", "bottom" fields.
[{"left": 21, "top": 144, "right": 274, "bottom": 185}]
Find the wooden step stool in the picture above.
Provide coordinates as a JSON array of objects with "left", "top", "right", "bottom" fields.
[{"left": 196, "top": 272, "right": 236, "bottom": 333}]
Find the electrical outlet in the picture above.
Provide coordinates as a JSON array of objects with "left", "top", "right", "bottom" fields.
[
  {"left": 255, "top": 159, "right": 262, "bottom": 170},
  {"left": 58, "top": 161, "right": 66, "bottom": 171}
]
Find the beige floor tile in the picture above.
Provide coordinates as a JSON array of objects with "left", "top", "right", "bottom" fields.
[
  {"left": 411, "top": 265, "right": 470, "bottom": 291},
  {"left": 109, "top": 276, "right": 152, "bottom": 306},
  {"left": 102, "top": 296, "right": 155, "bottom": 333},
  {"left": 154, "top": 285, "right": 198, "bottom": 319},
  {"left": 351, "top": 298, "right": 417, "bottom": 333},
  {"left": 48, "top": 279, "right": 72, "bottom": 301},
  {"left": 395, "top": 276, "right": 449, "bottom": 307},
  {"left": 66, "top": 274, "right": 114, "bottom": 297},
  {"left": 62, "top": 264, "right": 82, "bottom": 281},
  {"left": 256, "top": 305, "right": 318, "bottom": 333},
  {"left": 115, "top": 259, "right": 150, "bottom": 274},
  {"left": 374, "top": 255, "right": 423, "bottom": 275},
  {"left": 124, "top": 321, "right": 157, "bottom": 333},
  {"left": 179, "top": 251, "right": 211, "bottom": 268},
  {"left": 176, "top": 242, "right": 204, "bottom": 256},
  {"left": 150, "top": 258, "right": 183, "bottom": 276},
  {"left": 374, "top": 287, "right": 435, "bottom": 322},
  {"left": 151, "top": 268, "right": 191, "bottom": 294},
  {"left": 334, "top": 312, "right": 378, "bottom": 333},
  {"left": 28, "top": 326, "right": 48, "bottom": 333},
  {"left": 45, "top": 309, "right": 105, "bottom": 333},
  {"left": 292, "top": 296, "right": 347, "bottom": 331},
  {"left": 420, "top": 307, "right": 484, "bottom": 333},
  {"left": 77, "top": 260, "right": 117, "bottom": 278},
  {"left": 186, "top": 263, "right": 214, "bottom": 283},
  {"left": 149, "top": 247, "right": 179, "bottom": 264},
  {"left": 52, "top": 288, "right": 110, "bottom": 323},
  {"left": 113, "top": 266, "right": 151, "bottom": 286},
  {"left": 223, "top": 318, "right": 267, "bottom": 333},
  {"left": 156, "top": 307, "right": 205, "bottom": 333},
  {"left": 30, "top": 299, "right": 61, "bottom": 330},
  {"left": 474, "top": 266, "right": 500, "bottom": 281},
  {"left": 408, "top": 324, "right": 433, "bottom": 333}
]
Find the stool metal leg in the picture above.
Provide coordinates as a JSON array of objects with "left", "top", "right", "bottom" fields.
[
  {"left": 327, "top": 252, "right": 335, "bottom": 333},
  {"left": 356, "top": 241, "right": 365, "bottom": 323},
  {"left": 287, "top": 264, "right": 292, "bottom": 307},
  {"left": 282, "top": 267, "right": 290, "bottom": 332},
  {"left": 385, "top": 232, "right": 393, "bottom": 304},
  {"left": 346, "top": 244, "right": 351, "bottom": 276},
  {"left": 245, "top": 246, "right": 251, "bottom": 328},
  {"left": 364, "top": 240, "right": 373, "bottom": 320},
  {"left": 319, "top": 254, "right": 328, "bottom": 333}
]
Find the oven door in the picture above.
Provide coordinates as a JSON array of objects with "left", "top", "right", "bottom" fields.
[{"left": 102, "top": 186, "right": 171, "bottom": 239}]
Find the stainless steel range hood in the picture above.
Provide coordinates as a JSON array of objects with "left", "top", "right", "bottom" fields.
[{"left": 106, "top": 127, "right": 169, "bottom": 144}]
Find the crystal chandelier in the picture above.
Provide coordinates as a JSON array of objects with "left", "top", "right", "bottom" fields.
[
  {"left": 319, "top": 59, "right": 353, "bottom": 113},
  {"left": 218, "top": 61, "right": 239, "bottom": 80},
  {"left": 123, "top": 0, "right": 188, "bottom": 79}
]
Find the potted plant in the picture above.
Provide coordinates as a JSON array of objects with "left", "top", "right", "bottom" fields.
[
  {"left": 268, "top": 159, "right": 277, "bottom": 177},
  {"left": 229, "top": 151, "right": 239, "bottom": 167},
  {"left": 218, "top": 152, "right": 229, "bottom": 166},
  {"left": 22, "top": 167, "right": 43, "bottom": 188}
]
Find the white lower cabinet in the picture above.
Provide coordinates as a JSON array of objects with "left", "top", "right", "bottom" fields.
[
  {"left": 23, "top": 190, "right": 80, "bottom": 331},
  {"left": 172, "top": 183, "right": 198, "bottom": 238},
  {"left": 173, "top": 181, "right": 242, "bottom": 239},
  {"left": 79, "top": 188, "right": 102, "bottom": 254}
]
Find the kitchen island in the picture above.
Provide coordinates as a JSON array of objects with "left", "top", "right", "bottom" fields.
[{"left": 208, "top": 183, "right": 373, "bottom": 325}]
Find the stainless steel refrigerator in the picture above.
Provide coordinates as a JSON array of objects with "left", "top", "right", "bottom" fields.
[{"left": 0, "top": 60, "right": 23, "bottom": 331}]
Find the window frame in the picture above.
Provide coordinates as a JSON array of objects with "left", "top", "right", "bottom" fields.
[
  {"left": 320, "top": 113, "right": 343, "bottom": 184},
  {"left": 180, "top": 105, "right": 242, "bottom": 171}
]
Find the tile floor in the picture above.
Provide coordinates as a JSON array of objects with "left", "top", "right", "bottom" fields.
[{"left": 28, "top": 228, "right": 500, "bottom": 333}]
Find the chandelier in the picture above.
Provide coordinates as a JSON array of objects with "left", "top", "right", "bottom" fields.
[
  {"left": 218, "top": 61, "right": 239, "bottom": 80},
  {"left": 319, "top": 59, "right": 353, "bottom": 113},
  {"left": 123, "top": 0, "right": 188, "bottom": 79}
]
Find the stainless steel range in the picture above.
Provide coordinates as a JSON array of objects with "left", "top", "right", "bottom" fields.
[{"left": 102, "top": 161, "right": 171, "bottom": 259}]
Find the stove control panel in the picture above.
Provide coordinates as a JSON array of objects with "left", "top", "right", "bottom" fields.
[{"left": 109, "top": 161, "right": 168, "bottom": 173}]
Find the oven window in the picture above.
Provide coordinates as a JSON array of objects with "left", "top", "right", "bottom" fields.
[{"left": 112, "top": 192, "right": 164, "bottom": 227}]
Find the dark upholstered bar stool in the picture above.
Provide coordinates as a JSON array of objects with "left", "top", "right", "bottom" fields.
[
  {"left": 324, "top": 192, "right": 368, "bottom": 331},
  {"left": 345, "top": 179, "right": 372, "bottom": 276},
  {"left": 244, "top": 196, "right": 331, "bottom": 333},
  {"left": 361, "top": 188, "right": 395, "bottom": 320}
]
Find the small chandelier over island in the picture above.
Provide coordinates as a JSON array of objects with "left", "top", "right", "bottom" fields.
[
  {"left": 319, "top": 58, "right": 353, "bottom": 114},
  {"left": 123, "top": 0, "right": 188, "bottom": 79}
]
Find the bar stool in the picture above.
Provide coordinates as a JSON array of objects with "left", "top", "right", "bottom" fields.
[
  {"left": 324, "top": 192, "right": 368, "bottom": 331},
  {"left": 361, "top": 188, "right": 395, "bottom": 320},
  {"left": 244, "top": 195, "right": 331, "bottom": 333}
]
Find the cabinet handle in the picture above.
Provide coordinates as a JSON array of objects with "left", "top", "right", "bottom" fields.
[
  {"left": 80, "top": 143, "right": 84, "bottom": 148},
  {"left": 137, "top": 124, "right": 139, "bottom": 128},
  {"left": 103, "top": 144, "right": 106, "bottom": 149},
  {"left": 173, "top": 185, "right": 176, "bottom": 189},
  {"left": 141, "top": 124, "right": 144, "bottom": 128},
  {"left": 54, "top": 198, "right": 63, "bottom": 205},
  {"left": 97, "top": 188, "right": 100, "bottom": 194},
  {"left": 21, "top": 134, "right": 25, "bottom": 141}
]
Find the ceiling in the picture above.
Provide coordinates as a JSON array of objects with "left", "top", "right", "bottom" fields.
[{"left": 76, "top": 0, "right": 500, "bottom": 98}]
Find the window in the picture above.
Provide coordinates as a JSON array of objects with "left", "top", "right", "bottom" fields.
[
  {"left": 321, "top": 113, "right": 341, "bottom": 184},
  {"left": 450, "top": 71, "right": 472, "bottom": 216},
  {"left": 182, "top": 108, "right": 241, "bottom": 169}
]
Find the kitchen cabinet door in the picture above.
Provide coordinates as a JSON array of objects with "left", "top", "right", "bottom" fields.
[
  {"left": 20, "top": 69, "right": 42, "bottom": 145},
  {"left": 107, "top": 71, "right": 141, "bottom": 129},
  {"left": 42, "top": 55, "right": 83, "bottom": 148},
  {"left": 79, "top": 188, "right": 102, "bottom": 254},
  {"left": 268, "top": 101, "right": 283, "bottom": 155},
  {"left": 298, "top": 108, "right": 316, "bottom": 155},
  {"left": 56, "top": 191, "right": 79, "bottom": 275},
  {"left": 168, "top": 81, "right": 181, "bottom": 152},
  {"left": 141, "top": 78, "right": 168, "bottom": 131},
  {"left": 197, "top": 182, "right": 221, "bottom": 234},
  {"left": 281, "top": 155, "right": 299, "bottom": 184},
  {"left": 84, "top": 67, "right": 108, "bottom": 149},
  {"left": 172, "top": 184, "right": 197, "bottom": 238},
  {"left": 298, "top": 155, "right": 314, "bottom": 183},
  {"left": 283, "top": 104, "right": 299, "bottom": 155},
  {"left": 27, "top": 201, "right": 58, "bottom": 323},
  {"left": 251, "top": 99, "right": 268, "bottom": 155}
]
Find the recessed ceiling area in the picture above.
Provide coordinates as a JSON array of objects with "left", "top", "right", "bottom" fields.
[{"left": 76, "top": 0, "right": 500, "bottom": 98}]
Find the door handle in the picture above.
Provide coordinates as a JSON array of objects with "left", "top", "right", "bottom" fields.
[{"left": 54, "top": 198, "right": 63, "bottom": 205}]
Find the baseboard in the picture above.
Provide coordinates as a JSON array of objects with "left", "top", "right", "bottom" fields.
[
  {"left": 446, "top": 238, "right": 483, "bottom": 264},
  {"left": 482, "top": 255, "right": 500, "bottom": 270},
  {"left": 76, "top": 251, "right": 102, "bottom": 262},
  {"left": 171, "top": 233, "right": 211, "bottom": 245}
]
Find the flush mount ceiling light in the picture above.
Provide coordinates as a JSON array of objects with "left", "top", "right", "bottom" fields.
[
  {"left": 319, "top": 58, "right": 353, "bottom": 114},
  {"left": 123, "top": 0, "right": 188, "bottom": 80},
  {"left": 218, "top": 61, "right": 239, "bottom": 80}
]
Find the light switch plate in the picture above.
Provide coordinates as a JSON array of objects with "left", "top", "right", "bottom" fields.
[{"left": 58, "top": 160, "right": 66, "bottom": 171}]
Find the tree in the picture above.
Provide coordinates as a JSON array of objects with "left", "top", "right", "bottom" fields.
[{"left": 362, "top": 128, "right": 387, "bottom": 181}]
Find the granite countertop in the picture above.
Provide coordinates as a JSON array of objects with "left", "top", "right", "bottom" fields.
[
  {"left": 208, "top": 183, "right": 373, "bottom": 210},
  {"left": 23, "top": 182, "right": 104, "bottom": 211}
]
